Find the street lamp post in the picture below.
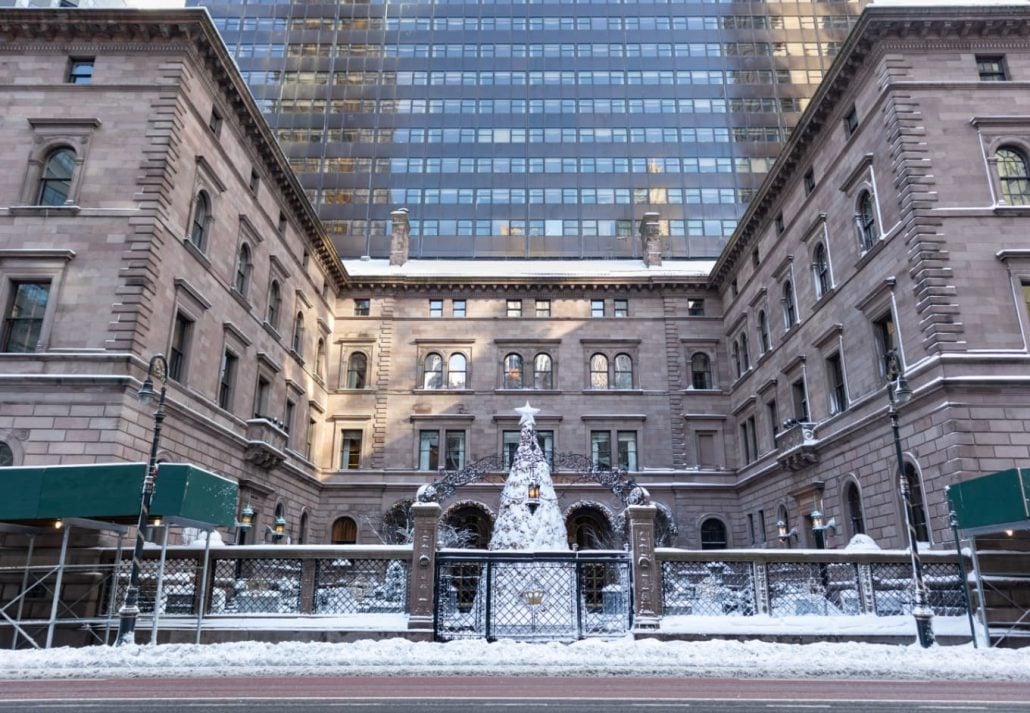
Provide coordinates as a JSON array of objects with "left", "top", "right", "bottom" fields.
[
  {"left": 115, "top": 354, "right": 169, "bottom": 646},
  {"left": 885, "top": 349, "right": 935, "bottom": 648}
]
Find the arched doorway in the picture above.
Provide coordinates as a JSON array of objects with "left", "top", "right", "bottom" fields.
[
  {"left": 330, "top": 516, "right": 357, "bottom": 544},
  {"left": 700, "top": 517, "right": 728, "bottom": 549},
  {"left": 442, "top": 502, "right": 494, "bottom": 549},
  {"left": 845, "top": 481, "right": 865, "bottom": 537},
  {"left": 565, "top": 504, "right": 615, "bottom": 550}
]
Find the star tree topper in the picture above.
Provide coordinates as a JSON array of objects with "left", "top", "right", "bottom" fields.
[{"left": 516, "top": 401, "right": 540, "bottom": 427}]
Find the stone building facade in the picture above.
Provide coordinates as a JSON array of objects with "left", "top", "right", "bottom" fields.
[{"left": 3, "top": 4, "right": 1030, "bottom": 551}]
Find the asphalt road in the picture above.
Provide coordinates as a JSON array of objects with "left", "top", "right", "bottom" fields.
[{"left": 3, "top": 677, "right": 1030, "bottom": 713}]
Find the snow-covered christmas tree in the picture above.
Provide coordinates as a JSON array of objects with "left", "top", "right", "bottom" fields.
[{"left": 489, "top": 402, "right": 569, "bottom": 551}]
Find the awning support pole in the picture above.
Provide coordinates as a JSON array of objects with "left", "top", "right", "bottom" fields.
[
  {"left": 11, "top": 534, "right": 35, "bottom": 650},
  {"left": 968, "top": 536, "right": 991, "bottom": 647},
  {"left": 104, "top": 531, "right": 125, "bottom": 645},
  {"left": 45, "top": 524, "right": 71, "bottom": 649},
  {"left": 194, "top": 530, "right": 212, "bottom": 645}
]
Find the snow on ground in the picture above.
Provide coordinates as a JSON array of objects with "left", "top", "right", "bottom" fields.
[{"left": 1, "top": 637, "right": 1028, "bottom": 681}]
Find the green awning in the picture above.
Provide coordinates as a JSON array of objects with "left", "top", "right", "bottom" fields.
[
  {"left": 947, "top": 468, "right": 1030, "bottom": 534},
  {"left": 0, "top": 462, "right": 238, "bottom": 528}
]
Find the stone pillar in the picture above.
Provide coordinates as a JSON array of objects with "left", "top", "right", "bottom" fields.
[
  {"left": 627, "top": 503, "right": 662, "bottom": 631},
  {"left": 639, "top": 211, "right": 662, "bottom": 267},
  {"left": 406, "top": 501, "right": 440, "bottom": 631},
  {"left": 389, "top": 208, "right": 410, "bottom": 266}
]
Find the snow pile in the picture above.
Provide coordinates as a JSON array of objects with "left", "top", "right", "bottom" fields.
[{"left": 1, "top": 638, "right": 1029, "bottom": 681}]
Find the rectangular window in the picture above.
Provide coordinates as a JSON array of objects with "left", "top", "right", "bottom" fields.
[
  {"left": 591, "top": 430, "right": 612, "bottom": 469},
  {"left": 429, "top": 299, "right": 443, "bottom": 317},
  {"left": 747, "top": 415, "right": 758, "bottom": 462},
  {"left": 748, "top": 513, "right": 756, "bottom": 545},
  {"left": 249, "top": 169, "right": 260, "bottom": 193},
  {"left": 591, "top": 299, "right": 605, "bottom": 317},
  {"left": 305, "top": 415, "right": 316, "bottom": 460},
  {"left": 804, "top": 168, "right": 815, "bottom": 195},
  {"left": 506, "top": 299, "right": 522, "bottom": 317},
  {"left": 341, "top": 429, "right": 362, "bottom": 470},
  {"left": 774, "top": 212, "right": 785, "bottom": 235},
  {"left": 687, "top": 299, "right": 705, "bottom": 316},
  {"left": 758, "top": 509, "right": 767, "bottom": 542},
  {"left": 977, "top": 55, "right": 1007, "bottom": 81},
  {"left": 168, "top": 312, "right": 193, "bottom": 382},
  {"left": 354, "top": 298, "right": 370, "bottom": 316},
  {"left": 1, "top": 281, "right": 49, "bottom": 353},
  {"left": 766, "top": 400, "right": 778, "bottom": 443},
  {"left": 254, "top": 376, "right": 270, "bottom": 419},
  {"left": 209, "top": 107, "right": 223, "bottom": 136},
  {"left": 791, "top": 378, "right": 809, "bottom": 422},
  {"left": 844, "top": 105, "right": 859, "bottom": 137},
  {"left": 535, "top": 299, "right": 551, "bottom": 318},
  {"left": 218, "top": 350, "right": 238, "bottom": 410},
  {"left": 617, "top": 431, "right": 638, "bottom": 470},
  {"left": 696, "top": 431, "right": 717, "bottom": 468},
  {"left": 873, "top": 313, "right": 896, "bottom": 379},
  {"left": 536, "top": 429, "right": 554, "bottom": 468},
  {"left": 502, "top": 430, "right": 521, "bottom": 469},
  {"left": 284, "top": 399, "right": 296, "bottom": 444},
  {"left": 67, "top": 58, "right": 94, "bottom": 84},
  {"left": 827, "top": 353, "right": 847, "bottom": 414},
  {"left": 445, "top": 430, "right": 466, "bottom": 469},
  {"left": 614, "top": 299, "right": 629, "bottom": 318},
  {"left": 452, "top": 299, "right": 466, "bottom": 318},
  {"left": 740, "top": 423, "right": 752, "bottom": 464},
  {"left": 278, "top": 212, "right": 288, "bottom": 234},
  {"left": 419, "top": 430, "right": 439, "bottom": 470}
]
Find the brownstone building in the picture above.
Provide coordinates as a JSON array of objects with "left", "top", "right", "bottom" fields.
[{"left": 2, "top": 4, "right": 1030, "bottom": 551}]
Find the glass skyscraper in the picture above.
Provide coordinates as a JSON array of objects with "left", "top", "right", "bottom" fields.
[{"left": 190, "top": 0, "right": 867, "bottom": 258}]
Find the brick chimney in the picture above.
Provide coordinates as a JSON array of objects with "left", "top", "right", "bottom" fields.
[
  {"left": 389, "top": 208, "right": 410, "bottom": 266},
  {"left": 639, "top": 212, "right": 662, "bottom": 267}
]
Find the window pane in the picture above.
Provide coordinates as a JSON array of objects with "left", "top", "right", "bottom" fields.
[
  {"left": 504, "top": 353, "right": 523, "bottom": 388},
  {"left": 617, "top": 431, "right": 637, "bottom": 470},
  {"left": 503, "top": 430, "right": 520, "bottom": 469},
  {"left": 448, "top": 353, "right": 467, "bottom": 388},
  {"left": 423, "top": 353, "right": 443, "bottom": 388},
  {"left": 534, "top": 353, "right": 553, "bottom": 389},
  {"left": 2, "top": 282, "right": 49, "bottom": 353},
  {"left": 591, "top": 430, "right": 611, "bottom": 469},
  {"left": 419, "top": 430, "right": 439, "bottom": 470},
  {"left": 590, "top": 353, "right": 609, "bottom": 388},
  {"left": 445, "top": 430, "right": 466, "bottom": 469},
  {"left": 341, "top": 430, "right": 362, "bottom": 469}
]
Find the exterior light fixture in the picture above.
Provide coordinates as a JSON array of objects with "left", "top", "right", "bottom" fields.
[
  {"left": 238, "top": 504, "right": 254, "bottom": 529},
  {"left": 54, "top": 518, "right": 63, "bottom": 530},
  {"left": 777, "top": 519, "right": 798, "bottom": 546},
  {"left": 268, "top": 514, "right": 287, "bottom": 542},
  {"left": 527, "top": 478, "right": 541, "bottom": 515},
  {"left": 810, "top": 509, "right": 837, "bottom": 549}
]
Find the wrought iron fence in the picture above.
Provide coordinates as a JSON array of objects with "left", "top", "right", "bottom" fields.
[
  {"left": 104, "top": 558, "right": 200, "bottom": 616},
  {"left": 209, "top": 557, "right": 303, "bottom": 614},
  {"left": 767, "top": 562, "right": 861, "bottom": 616},
  {"left": 314, "top": 558, "right": 408, "bottom": 614},
  {"left": 870, "top": 562, "right": 966, "bottom": 616},
  {"left": 662, "top": 560, "right": 755, "bottom": 616},
  {"left": 435, "top": 551, "right": 631, "bottom": 642}
]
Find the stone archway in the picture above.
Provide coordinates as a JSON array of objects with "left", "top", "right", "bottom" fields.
[
  {"left": 564, "top": 501, "right": 618, "bottom": 550},
  {"left": 442, "top": 500, "right": 495, "bottom": 549}
]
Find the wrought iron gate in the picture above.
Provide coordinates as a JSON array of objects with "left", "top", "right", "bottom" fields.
[{"left": 434, "top": 551, "right": 632, "bottom": 642}]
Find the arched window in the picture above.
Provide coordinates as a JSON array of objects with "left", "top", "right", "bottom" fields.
[
  {"left": 813, "top": 242, "right": 831, "bottom": 297},
  {"left": 37, "top": 148, "right": 75, "bottom": 206},
  {"left": 189, "top": 191, "right": 210, "bottom": 249},
  {"left": 856, "top": 191, "right": 877, "bottom": 251},
  {"left": 996, "top": 146, "right": 1030, "bottom": 205},
  {"left": 690, "top": 352, "right": 712, "bottom": 390},
  {"left": 533, "top": 353, "right": 553, "bottom": 390},
  {"left": 422, "top": 352, "right": 443, "bottom": 389},
  {"left": 0, "top": 441, "right": 13, "bottom": 467},
  {"left": 782, "top": 281, "right": 796, "bottom": 329},
  {"left": 590, "top": 353, "right": 609, "bottom": 389},
  {"left": 503, "top": 353, "right": 524, "bottom": 389},
  {"left": 291, "top": 312, "right": 304, "bottom": 355},
  {"left": 234, "top": 243, "right": 252, "bottom": 297},
  {"left": 845, "top": 481, "right": 865, "bottom": 536},
  {"left": 315, "top": 338, "right": 326, "bottom": 380},
  {"left": 297, "top": 511, "right": 308, "bottom": 545},
  {"left": 331, "top": 516, "right": 358, "bottom": 544},
  {"left": 700, "top": 518, "right": 728, "bottom": 550},
  {"left": 347, "top": 352, "right": 368, "bottom": 388},
  {"left": 758, "top": 310, "right": 771, "bottom": 353},
  {"left": 731, "top": 340, "right": 741, "bottom": 378},
  {"left": 904, "top": 462, "right": 930, "bottom": 543},
  {"left": 567, "top": 507, "right": 614, "bottom": 550},
  {"left": 447, "top": 353, "right": 467, "bottom": 388},
  {"left": 739, "top": 334, "right": 750, "bottom": 371},
  {"left": 614, "top": 353, "right": 633, "bottom": 389},
  {"left": 267, "top": 280, "right": 281, "bottom": 329},
  {"left": 444, "top": 504, "right": 494, "bottom": 549}
]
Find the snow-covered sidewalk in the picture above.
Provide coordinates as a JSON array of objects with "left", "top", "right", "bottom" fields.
[{"left": 1, "top": 638, "right": 1028, "bottom": 681}]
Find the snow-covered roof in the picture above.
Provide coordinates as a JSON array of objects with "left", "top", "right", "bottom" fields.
[{"left": 343, "top": 258, "right": 716, "bottom": 282}]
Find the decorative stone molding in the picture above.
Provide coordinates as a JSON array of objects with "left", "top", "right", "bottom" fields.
[
  {"left": 775, "top": 421, "right": 818, "bottom": 471},
  {"left": 244, "top": 418, "right": 288, "bottom": 469}
]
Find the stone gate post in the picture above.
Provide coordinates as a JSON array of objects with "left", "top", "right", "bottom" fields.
[
  {"left": 627, "top": 498, "right": 662, "bottom": 632},
  {"left": 407, "top": 501, "right": 441, "bottom": 631}
]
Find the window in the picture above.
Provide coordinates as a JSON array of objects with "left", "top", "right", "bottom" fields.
[
  {"left": 249, "top": 169, "right": 259, "bottom": 193},
  {"left": 591, "top": 431, "right": 612, "bottom": 469},
  {"left": 696, "top": 431, "right": 717, "bottom": 468},
  {"left": 617, "top": 430, "right": 637, "bottom": 470},
  {"left": 844, "top": 105, "right": 859, "bottom": 137},
  {"left": 904, "top": 463, "right": 930, "bottom": 542},
  {"left": 791, "top": 378, "right": 809, "bottom": 422},
  {"left": 533, "top": 353, "right": 553, "bottom": 389},
  {"left": 758, "top": 509, "right": 767, "bottom": 543},
  {"left": 419, "top": 430, "right": 440, "bottom": 470},
  {"left": 687, "top": 299, "right": 705, "bottom": 316},
  {"left": 168, "top": 312, "right": 192, "bottom": 382},
  {"left": 209, "top": 107, "right": 223, "bottom": 135},
  {"left": 218, "top": 350, "right": 238, "bottom": 410},
  {"left": 700, "top": 518, "right": 728, "bottom": 550},
  {"left": 305, "top": 414, "right": 316, "bottom": 461},
  {"left": 340, "top": 429, "right": 363, "bottom": 469},
  {"left": 354, "top": 298, "right": 370, "bottom": 316},
  {"left": 758, "top": 310, "right": 771, "bottom": 353},
  {"left": 234, "top": 243, "right": 252, "bottom": 297},
  {"left": 781, "top": 281, "right": 796, "bottom": 329},
  {"left": 766, "top": 400, "right": 778, "bottom": 443},
  {"left": 535, "top": 299, "right": 551, "bottom": 318},
  {"left": 996, "top": 146, "right": 1030, "bottom": 206},
  {"left": 690, "top": 352, "right": 712, "bottom": 389},
  {"left": 452, "top": 299, "right": 466, "bottom": 317},
  {"left": 732, "top": 340, "right": 741, "bottom": 379},
  {"left": 291, "top": 312, "right": 304, "bottom": 356},
  {"left": 804, "top": 168, "right": 815, "bottom": 195},
  {"left": 447, "top": 353, "right": 467, "bottom": 388},
  {"left": 977, "top": 55, "right": 1007, "bottom": 81},
  {"left": 331, "top": 516, "right": 357, "bottom": 544},
  {"left": 267, "top": 281, "right": 282, "bottom": 329},
  {"left": 503, "top": 353, "right": 524, "bottom": 388},
  {"left": 189, "top": 192, "right": 210, "bottom": 250},
  {"left": 751, "top": 249, "right": 760, "bottom": 268},
  {"left": 429, "top": 299, "right": 443, "bottom": 317},
  {"left": 37, "top": 148, "right": 75, "bottom": 207},
  {"left": 284, "top": 399, "right": 296, "bottom": 444},
  {"left": 591, "top": 299, "right": 605, "bottom": 317},
  {"left": 846, "top": 481, "right": 865, "bottom": 536},
  {"left": 589, "top": 353, "right": 609, "bottom": 389},
  {"left": 748, "top": 514, "right": 756, "bottom": 545},
  {"left": 254, "top": 376, "right": 270, "bottom": 418},
  {"left": 857, "top": 191, "right": 877, "bottom": 251},
  {"left": 614, "top": 353, "right": 634, "bottom": 389},
  {"left": 503, "top": 429, "right": 553, "bottom": 469},
  {"left": 2, "top": 281, "right": 49, "bottom": 353},
  {"left": 739, "top": 334, "right": 750, "bottom": 372},
  {"left": 812, "top": 243, "right": 831, "bottom": 298},
  {"left": 826, "top": 353, "right": 847, "bottom": 414},
  {"left": 315, "top": 338, "right": 326, "bottom": 380},
  {"left": 278, "top": 212, "right": 288, "bottom": 235},
  {"left": 422, "top": 352, "right": 444, "bottom": 389},
  {"left": 67, "top": 58, "right": 94, "bottom": 84},
  {"left": 506, "top": 299, "right": 522, "bottom": 317},
  {"left": 347, "top": 352, "right": 368, "bottom": 388},
  {"left": 445, "top": 430, "right": 466, "bottom": 469},
  {"left": 774, "top": 212, "right": 785, "bottom": 235},
  {"left": 614, "top": 299, "right": 629, "bottom": 318},
  {"left": 0, "top": 441, "right": 12, "bottom": 467},
  {"left": 873, "top": 312, "right": 896, "bottom": 379}
]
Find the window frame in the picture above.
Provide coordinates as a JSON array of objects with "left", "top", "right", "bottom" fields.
[
  {"left": 36, "top": 148, "right": 76, "bottom": 207},
  {"left": 506, "top": 299, "right": 523, "bottom": 318},
  {"left": 812, "top": 242, "right": 832, "bottom": 298},
  {"left": 168, "top": 311, "right": 194, "bottom": 383},
  {"left": 689, "top": 351, "right": 713, "bottom": 390},
  {"left": 67, "top": 57, "right": 94, "bottom": 84},
  {"left": 976, "top": 55, "right": 1008, "bottom": 82},
  {"left": 995, "top": 145, "right": 1030, "bottom": 206},
  {"left": 339, "top": 427, "right": 364, "bottom": 470},
  {"left": 354, "top": 298, "right": 371, "bottom": 316},
  {"left": 856, "top": 190, "right": 878, "bottom": 252},
  {"left": 217, "top": 348, "right": 238, "bottom": 411}
]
